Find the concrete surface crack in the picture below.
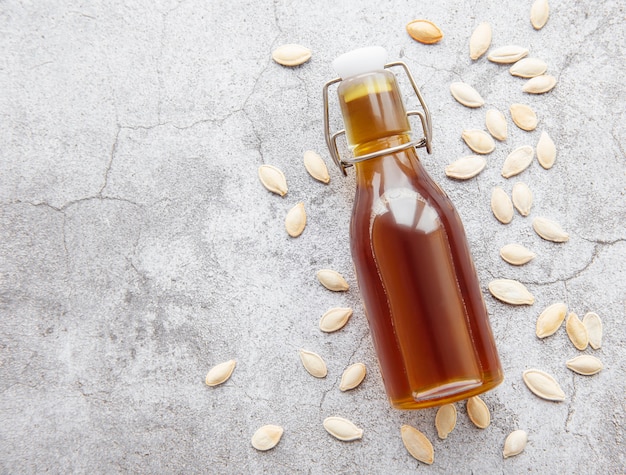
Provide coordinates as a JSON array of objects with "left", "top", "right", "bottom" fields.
[
  {"left": 100, "top": 125, "right": 121, "bottom": 195},
  {"left": 565, "top": 374, "right": 578, "bottom": 432}
]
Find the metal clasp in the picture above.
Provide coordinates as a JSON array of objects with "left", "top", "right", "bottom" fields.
[{"left": 322, "top": 61, "right": 433, "bottom": 176}]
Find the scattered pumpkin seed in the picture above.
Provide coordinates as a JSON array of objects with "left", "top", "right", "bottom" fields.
[
  {"left": 251, "top": 425, "right": 284, "bottom": 451},
  {"left": 536, "top": 302, "right": 567, "bottom": 338},
  {"left": 339, "top": 363, "right": 367, "bottom": 391},
  {"left": 488, "top": 45, "right": 529, "bottom": 64},
  {"left": 272, "top": 44, "right": 312, "bottom": 67},
  {"left": 462, "top": 129, "right": 495, "bottom": 154},
  {"left": 503, "top": 430, "right": 528, "bottom": 458},
  {"left": 435, "top": 404, "right": 457, "bottom": 439},
  {"left": 445, "top": 155, "right": 486, "bottom": 180},
  {"left": 491, "top": 187, "right": 514, "bottom": 224},
  {"left": 285, "top": 202, "right": 307, "bottom": 237},
  {"left": 258, "top": 165, "right": 288, "bottom": 196},
  {"left": 450, "top": 82, "right": 484, "bottom": 108},
  {"left": 566, "top": 355, "right": 603, "bottom": 375},
  {"left": 319, "top": 307, "right": 353, "bottom": 333},
  {"left": 523, "top": 75, "right": 557, "bottom": 94},
  {"left": 316, "top": 269, "right": 349, "bottom": 291},
  {"left": 303, "top": 150, "right": 330, "bottom": 184},
  {"left": 400, "top": 425, "right": 434, "bottom": 465},
  {"left": 502, "top": 145, "right": 534, "bottom": 178},
  {"left": 485, "top": 108, "right": 507, "bottom": 141},
  {"left": 522, "top": 369, "right": 565, "bottom": 401},
  {"left": 510, "top": 103, "right": 538, "bottom": 131},
  {"left": 205, "top": 359, "right": 236, "bottom": 387},
  {"left": 536, "top": 131, "right": 557, "bottom": 169},
  {"left": 530, "top": 0, "right": 550, "bottom": 30},
  {"left": 299, "top": 349, "right": 327, "bottom": 378},
  {"left": 469, "top": 22, "right": 492, "bottom": 60},
  {"left": 566, "top": 312, "right": 589, "bottom": 350},
  {"left": 467, "top": 396, "right": 491, "bottom": 429},
  {"left": 406, "top": 19, "right": 444, "bottom": 44},
  {"left": 532, "top": 217, "right": 569, "bottom": 242},
  {"left": 500, "top": 243, "right": 536, "bottom": 266},
  {"left": 509, "top": 58, "right": 548, "bottom": 78},
  {"left": 323, "top": 416, "right": 363, "bottom": 441},
  {"left": 582, "top": 312, "right": 603, "bottom": 349},
  {"left": 512, "top": 182, "right": 533, "bottom": 216},
  {"left": 488, "top": 279, "right": 534, "bottom": 305}
]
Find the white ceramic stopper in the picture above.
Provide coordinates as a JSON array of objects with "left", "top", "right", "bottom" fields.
[{"left": 332, "top": 46, "right": 387, "bottom": 79}]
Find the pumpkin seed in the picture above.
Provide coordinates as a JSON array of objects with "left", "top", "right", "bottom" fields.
[
  {"left": 536, "top": 302, "right": 567, "bottom": 338},
  {"left": 530, "top": 0, "right": 550, "bottom": 30},
  {"left": 400, "top": 425, "right": 434, "bottom": 465},
  {"left": 512, "top": 182, "right": 533, "bottom": 216},
  {"left": 450, "top": 82, "right": 484, "bottom": 108},
  {"left": 503, "top": 430, "right": 528, "bottom": 458},
  {"left": 491, "top": 187, "right": 514, "bottom": 224},
  {"left": 532, "top": 217, "right": 569, "bottom": 242},
  {"left": 523, "top": 75, "right": 557, "bottom": 94},
  {"left": 466, "top": 396, "right": 490, "bottom": 429},
  {"left": 299, "top": 349, "right": 327, "bottom": 378},
  {"left": 536, "top": 131, "right": 556, "bottom": 169},
  {"left": 285, "top": 202, "right": 306, "bottom": 237},
  {"left": 488, "top": 279, "right": 534, "bottom": 305},
  {"left": 251, "top": 425, "right": 284, "bottom": 451},
  {"left": 485, "top": 108, "right": 507, "bottom": 141},
  {"left": 522, "top": 369, "right": 565, "bottom": 401},
  {"left": 258, "top": 165, "right": 288, "bottom": 196},
  {"left": 339, "top": 363, "right": 367, "bottom": 391},
  {"left": 582, "top": 312, "right": 603, "bottom": 349},
  {"left": 272, "top": 44, "right": 312, "bottom": 67},
  {"left": 566, "top": 312, "right": 589, "bottom": 350},
  {"left": 469, "top": 22, "right": 492, "bottom": 60},
  {"left": 205, "top": 359, "right": 236, "bottom": 387},
  {"left": 303, "top": 150, "right": 330, "bottom": 184},
  {"left": 316, "top": 269, "right": 349, "bottom": 291},
  {"left": 323, "top": 416, "right": 363, "bottom": 441},
  {"left": 566, "top": 355, "right": 603, "bottom": 375},
  {"left": 510, "top": 104, "right": 538, "bottom": 131},
  {"left": 406, "top": 19, "right": 444, "bottom": 44},
  {"left": 509, "top": 58, "right": 548, "bottom": 78},
  {"left": 500, "top": 243, "right": 536, "bottom": 265},
  {"left": 445, "top": 155, "right": 486, "bottom": 180},
  {"left": 319, "top": 307, "right": 353, "bottom": 333},
  {"left": 435, "top": 404, "right": 457, "bottom": 439},
  {"left": 488, "top": 45, "right": 529, "bottom": 64},
  {"left": 502, "top": 145, "right": 534, "bottom": 178},
  {"left": 462, "top": 129, "right": 495, "bottom": 154}
]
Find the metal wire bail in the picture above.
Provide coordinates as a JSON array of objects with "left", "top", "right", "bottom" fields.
[{"left": 323, "top": 61, "right": 433, "bottom": 175}]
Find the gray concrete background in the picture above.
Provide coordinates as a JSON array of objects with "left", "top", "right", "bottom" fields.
[{"left": 1, "top": 0, "right": 625, "bottom": 473}]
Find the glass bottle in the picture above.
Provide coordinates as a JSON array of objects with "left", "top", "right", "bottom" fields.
[{"left": 324, "top": 47, "right": 503, "bottom": 409}]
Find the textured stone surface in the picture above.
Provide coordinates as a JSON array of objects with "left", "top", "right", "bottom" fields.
[{"left": 1, "top": 0, "right": 625, "bottom": 473}]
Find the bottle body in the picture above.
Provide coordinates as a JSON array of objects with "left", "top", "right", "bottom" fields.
[{"left": 339, "top": 71, "right": 503, "bottom": 409}]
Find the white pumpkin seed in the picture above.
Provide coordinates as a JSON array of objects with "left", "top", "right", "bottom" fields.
[
  {"left": 509, "top": 58, "right": 548, "bottom": 78},
  {"left": 510, "top": 104, "right": 538, "bottom": 131},
  {"left": 445, "top": 155, "right": 486, "bottom": 180},
  {"left": 536, "top": 131, "right": 556, "bottom": 169},
  {"left": 323, "top": 416, "right": 363, "bottom": 441},
  {"left": 488, "top": 45, "right": 529, "bottom": 64},
  {"left": 272, "top": 44, "right": 311, "bottom": 67},
  {"left": 258, "top": 165, "right": 288, "bottom": 196},
  {"left": 466, "top": 396, "right": 490, "bottom": 429},
  {"left": 339, "top": 363, "right": 367, "bottom": 391},
  {"left": 530, "top": 0, "right": 550, "bottom": 30},
  {"left": 488, "top": 279, "right": 534, "bottom": 305},
  {"left": 319, "top": 307, "right": 353, "bottom": 333},
  {"left": 205, "top": 359, "right": 236, "bottom": 387},
  {"left": 500, "top": 243, "right": 536, "bottom": 266},
  {"left": 469, "top": 22, "right": 492, "bottom": 60},
  {"left": 491, "top": 187, "right": 514, "bottom": 224},
  {"left": 566, "top": 355, "right": 603, "bottom": 375},
  {"left": 303, "top": 150, "right": 330, "bottom": 184},
  {"left": 316, "top": 269, "right": 349, "bottom": 291},
  {"left": 406, "top": 19, "right": 444, "bottom": 44},
  {"left": 522, "top": 369, "right": 565, "bottom": 401},
  {"left": 285, "top": 202, "right": 306, "bottom": 237},
  {"left": 566, "top": 312, "right": 588, "bottom": 350},
  {"left": 450, "top": 82, "right": 484, "bottom": 108},
  {"left": 512, "top": 182, "right": 533, "bottom": 216},
  {"left": 532, "top": 217, "right": 569, "bottom": 242},
  {"left": 435, "top": 404, "right": 457, "bottom": 439},
  {"left": 523, "top": 75, "right": 557, "bottom": 94},
  {"left": 485, "top": 109, "right": 507, "bottom": 141},
  {"left": 582, "top": 312, "right": 603, "bottom": 349},
  {"left": 400, "top": 425, "right": 434, "bottom": 465},
  {"left": 462, "top": 129, "right": 495, "bottom": 154},
  {"left": 299, "top": 349, "right": 327, "bottom": 378},
  {"left": 503, "top": 430, "right": 528, "bottom": 458},
  {"left": 251, "top": 425, "right": 284, "bottom": 451},
  {"left": 536, "top": 302, "right": 567, "bottom": 338},
  {"left": 502, "top": 145, "right": 534, "bottom": 178}
]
